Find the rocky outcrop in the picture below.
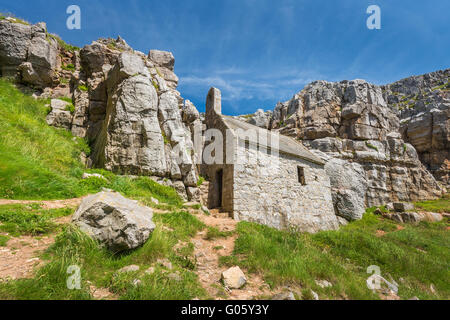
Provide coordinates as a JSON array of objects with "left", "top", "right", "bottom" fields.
[
  {"left": 235, "top": 109, "right": 272, "bottom": 129},
  {"left": 0, "top": 19, "right": 60, "bottom": 87},
  {"left": 382, "top": 69, "right": 450, "bottom": 188},
  {"left": 262, "top": 79, "right": 443, "bottom": 216},
  {"left": 0, "top": 24, "right": 203, "bottom": 201},
  {"left": 46, "top": 99, "right": 73, "bottom": 130},
  {"left": 72, "top": 192, "right": 155, "bottom": 252},
  {"left": 68, "top": 38, "right": 200, "bottom": 200},
  {"left": 0, "top": 22, "right": 202, "bottom": 200}
]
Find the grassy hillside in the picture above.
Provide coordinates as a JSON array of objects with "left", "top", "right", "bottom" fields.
[
  {"left": 0, "top": 79, "right": 181, "bottom": 206},
  {"left": 221, "top": 212, "right": 449, "bottom": 300}
]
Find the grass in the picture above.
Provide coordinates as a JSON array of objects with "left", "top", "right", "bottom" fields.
[
  {"left": 220, "top": 212, "right": 449, "bottom": 300},
  {"left": 0, "top": 211, "right": 208, "bottom": 300},
  {"left": 365, "top": 141, "right": 379, "bottom": 152},
  {"left": 205, "top": 226, "right": 234, "bottom": 240},
  {"left": 0, "top": 79, "right": 183, "bottom": 206},
  {"left": 197, "top": 176, "right": 205, "bottom": 187},
  {"left": 61, "top": 63, "right": 76, "bottom": 72},
  {"left": 415, "top": 194, "right": 450, "bottom": 213},
  {"left": 0, "top": 204, "right": 72, "bottom": 237},
  {"left": 0, "top": 235, "right": 9, "bottom": 246},
  {"left": 46, "top": 33, "right": 79, "bottom": 52},
  {"left": 78, "top": 85, "right": 88, "bottom": 92},
  {"left": 0, "top": 13, "right": 29, "bottom": 25}
]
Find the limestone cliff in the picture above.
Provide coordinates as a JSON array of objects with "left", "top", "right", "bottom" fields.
[
  {"left": 0, "top": 18, "right": 201, "bottom": 201},
  {"left": 382, "top": 69, "right": 450, "bottom": 189},
  {"left": 243, "top": 78, "right": 445, "bottom": 220}
]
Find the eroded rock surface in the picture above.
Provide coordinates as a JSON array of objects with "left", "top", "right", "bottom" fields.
[
  {"left": 252, "top": 78, "right": 444, "bottom": 219},
  {"left": 72, "top": 192, "right": 155, "bottom": 252},
  {"left": 382, "top": 69, "right": 450, "bottom": 188}
]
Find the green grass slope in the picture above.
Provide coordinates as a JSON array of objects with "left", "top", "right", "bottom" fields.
[{"left": 0, "top": 79, "right": 182, "bottom": 206}]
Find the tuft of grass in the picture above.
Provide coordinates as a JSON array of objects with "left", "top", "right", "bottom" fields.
[
  {"left": 0, "top": 204, "right": 73, "bottom": 237},
  {"left": 197, "top": 176, "right": 205, "bottom": 187},
  {"left": 205, "top": 226, "right": 234, "bottom": 241},
  {"left": 78, "top": 85, "right": 88, "bottom": 92},
  {"left": 46, "top": 33, "right": 79, "bottom": 52},
  {"left": 221, "top": 213, "right": 450, "bottom": 300},
  {"left": 61, "top": 63, "right": 75, "bottom": 72},
  {"left": 0, "top": 234, "right": 9, "bottom": 246},
  {"left": 365, "top": 141, "right": 379, "bottom": 152},
  {"left": 0, "top": 13, "right": 29, "bottom": 25}
]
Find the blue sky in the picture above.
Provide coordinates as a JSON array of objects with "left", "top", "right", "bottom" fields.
[{"left": 1, "top": 0, "right": 449, "bottom": 115}]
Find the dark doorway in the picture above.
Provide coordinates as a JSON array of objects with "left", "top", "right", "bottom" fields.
[{"left": 215, "top": 169, "right": 223, "bottom": 208}]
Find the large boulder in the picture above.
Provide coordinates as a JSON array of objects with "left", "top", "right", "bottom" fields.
[{"left": 72, "top": 192, "right": 155, "bottom": 252}]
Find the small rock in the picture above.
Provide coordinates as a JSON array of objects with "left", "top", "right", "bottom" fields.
[
  {"left": 157, "top": 259, "right": 173, "bottom": 270},
  {"left": 409, "top": 296, "right": 420, "bottom": 300},
  {"left": 315, "top": 280, "right": 333, "bottom": 288},
  {"left": 311, "top": 290, "right": 319, "bottom": 300},
  {"left": 373, "top": 208, "right": 383, "bottom": 215},
  {"left": 167, "top": 272, "right": 182, "bottom": 282},
  {"left": 430, "top": 284, "right": 436, "bottom": 294},
  {"left": 337, "top": 216, "right": 349, "bottom": 226},
  {"left": 271, "top": 292, "right": 296, "bottom": 300},
  {"left": 82, "top": 173, "right": 107, "bottom": 181},
  {"left": 201, "top": 205, "right": 210, "bottom": 214},
  {"left": 386, "top": 203, "right": 394, "bottom": 212},
  {"left": 145, "top": 267, "right": 155, "bottom": 275},
  {"left": 151, "top": 197, "right": 159, "bottom": 205},
  {"left": 393, "top": 202, "right": 415, "bottom": 212},
  {"left": 132, "top": 279, "right": 141, "bottom": 287},
  {"left": 118, "top": 265, "right": 140, "bottom": 273},
  {"left": 221, "top": 266, "right": 247, "bottom": 289}
]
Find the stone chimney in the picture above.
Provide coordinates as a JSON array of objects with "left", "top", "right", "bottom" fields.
[{"left": 206, "top": 87, "right": 222, "bottom": 118}]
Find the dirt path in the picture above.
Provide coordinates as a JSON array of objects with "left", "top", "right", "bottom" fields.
[
  {"left": 0, "top": 198, "right": 83, "bottom": 209},
  {"left": 0, "top": 235, "right": 55, "bottom": 280},
  {"left": 193, "top": 210, "right": 270, "bottom": 300},
  {"left": 0, "top": 198, "right": 85, "bottom": 281}
]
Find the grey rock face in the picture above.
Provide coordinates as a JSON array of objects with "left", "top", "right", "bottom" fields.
[
  {"left": 68, "top": 39, "right": 201, "bottom": 201},
  {"left": 0, "top": 20, "right": 59, "bottom": 87},
  {"left": 148, "top": 50, "right": 175, "bottom": 71},
  {"left": 393, "top": 202, "right": 415, "bottom": 212},
  {"left": 72, "top": 192, "right": 155, "bottom": 252},
  {"left": 383, "top": 69, "right": 450, "bottom": 188},
  {"left": 243, "top": 109, "right": 272, "bottom": 129},
  {"left": 266, "top": 78, "right": 443, "bottom": 216},
  {"left": 46, "top": 99, "right": 73, "bottom": 130},
  {"left": 94, "top": 57, "right": 167, "bottom": 176},
  {"left": 324, "top": 157, "right": 367, "bottom": 221}
]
